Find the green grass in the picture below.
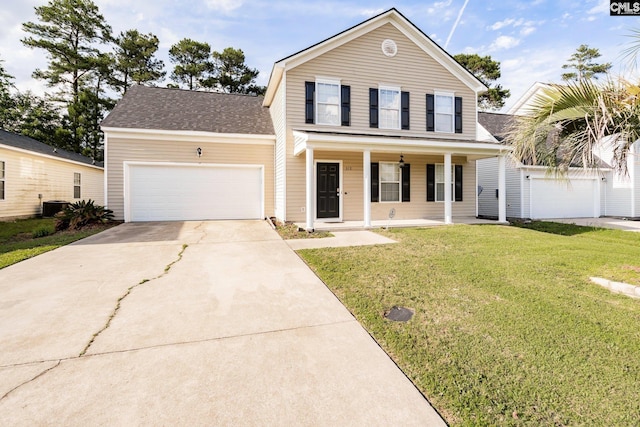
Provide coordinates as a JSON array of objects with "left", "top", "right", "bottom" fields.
[
  {"left": 298, "top": 223, "right": 640, "bottom": 426},
  {"left": 0, "top": 218, "right": 116, "bottom": 269}
]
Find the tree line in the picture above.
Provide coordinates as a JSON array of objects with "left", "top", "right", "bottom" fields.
[{"left": 0, "top": 0, "right": 264, "bottom": 161}]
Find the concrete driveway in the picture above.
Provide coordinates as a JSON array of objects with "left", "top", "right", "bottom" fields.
[{"left": 0, "top": 220, "right": 444, "bottom": 426}]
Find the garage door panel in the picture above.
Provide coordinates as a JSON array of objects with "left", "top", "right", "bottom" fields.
[
  {"left": 531, "top": 179, "right": 596, "bottom": 219},
  {"left": 127, "top": 164, "right": 263, "bottom": 222}
]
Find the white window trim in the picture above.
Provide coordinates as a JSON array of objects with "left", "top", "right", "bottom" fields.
[
  {"left": 74, "top": 172, "right": 81, "bottom": 199},
  {"left": 0, "top": 160, "right": 5, "bottom": 201},
  {"left": 435, "top": 163, "right": 456, "bottom": 202},
  {"left": 379, "top": 161, "right": 402, "bottom": 203},
  {"left": 315, "top": 78, "right": 341, "bottom": 126},
  {"left": 378, "top": 85, "right": 401, "bottom": 130},
  {"left": 434, "top": 91, "right": 455, "bottom": 134}
]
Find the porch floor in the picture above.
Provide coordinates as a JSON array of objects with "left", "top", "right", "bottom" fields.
[{"left": 297, "top": 217, "right": 503, "bottom": 232}]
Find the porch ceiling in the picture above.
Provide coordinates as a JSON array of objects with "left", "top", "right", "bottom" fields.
[{"left": 293, "top": 130, "right": 511, "bottom": 159}]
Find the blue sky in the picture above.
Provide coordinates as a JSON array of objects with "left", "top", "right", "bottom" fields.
[{"left": 0, "top": 0, "right": 637, "bottom": 112}]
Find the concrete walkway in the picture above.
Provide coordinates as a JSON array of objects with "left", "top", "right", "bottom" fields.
[
  {"left": 286, "top": 230, "right": 397, "bottom": 250},
  {"left": 547, "top": 217, "right": 640, "bottom": 232},
  {"left": 0, "top": 220, "right": 445, "bottom": 426}
]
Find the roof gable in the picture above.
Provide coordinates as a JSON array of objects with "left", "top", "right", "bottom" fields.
[
  {"left": 101, "top": 85, "right": 274, "bottom": 135},
  {"left": 0, "top": 129, "right": 101, "bottom": 167},
  {"left": 263, "top": 8, "right": 486, "bottom": 106}
]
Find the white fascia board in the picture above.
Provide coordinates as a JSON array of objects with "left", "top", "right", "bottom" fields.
[
  {"left": 477, "top": 123, "right": 499, "bottom": 143},
  {"left": 263, "top": 66, "right": 284, "bottom": 107},
  {"left": 0, "top": 143, "right": 103, "bottom": 170},
  {"left": 292, "top": 130, "right": 511, "bottom": 157},
  {"left": 101, "top": 127, "right": 275, "bottom": 145}
]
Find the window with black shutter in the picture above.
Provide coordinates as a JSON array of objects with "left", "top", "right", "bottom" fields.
[
  {"left": 426, "top": 164, "right": 435, "bottom": 201},
  {"left": 341, "top": 85, "right": 351, "bottom": 126},
  {"left": 369, "top": 88, "right": 378, "bottom": 128},
  {"left": 426, "top": 94, "right": 434, "bottom": 132},
  {"left": 455, "top": 97, "right": 463, "bottom": 134},
  {"left": 305, "top": 81, "right": 315, "bottom": 124},
  {"left": 371, "top": 162, "right": 379, "bottom": 202},
  {"left": 401, "top": 92, "right": 410, "bottom": 130},
  {"left": 455, "top": 164, "right": 463, "bottom": 201},
  {"left": 401, "top": 164, "right": 410, "bottom": 202}
]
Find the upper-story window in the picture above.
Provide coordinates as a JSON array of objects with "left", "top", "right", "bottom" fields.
[
  {"left": 305, "top": 80, "right": 350, "bottom": 126},
  {"left": 369, "top": 87, "right": 410, "bottom": 130},
  {"left": 379, "top": 86, "right": 401, "bottom": 129},
  {"left": 435, "top": 92, "right": 454, "bottom": 133},
  {"left": 427, "top": 92, "right": 463, "bottom": 134}
]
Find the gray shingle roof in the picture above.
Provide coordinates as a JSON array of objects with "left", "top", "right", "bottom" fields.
[
  {"left": 478, "top": 112, "right": 514, "bottom": 142},
  {"left": 101, "top": 85, "right": 274, "bottom": 135},
  {"left": 0, "top": 129, "right": 102, "bottom": 167}
]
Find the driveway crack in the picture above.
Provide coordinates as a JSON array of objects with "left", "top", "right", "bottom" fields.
[
  {"left": 0, "top": 360, "right": 61, "bottom": 401},
  {"left": 79, "top": 244, "right": 189, "bottom": 357}
]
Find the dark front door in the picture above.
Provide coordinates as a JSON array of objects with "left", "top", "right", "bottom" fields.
[{"left": 317, "top": 162, "right": 340, "bottom": 219}]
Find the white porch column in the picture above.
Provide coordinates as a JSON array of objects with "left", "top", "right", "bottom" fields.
[
  {"left": 306, "top": 147, "right": 314, "bottom": 231},
  {"left": 498, "top": 154, "right": 507, "bottom": 223},
  {"left": 363, "top": 150, "right": 371, "bottom": 228},
  {"left": 444, "top": 153, "right": 452, "bottom": 224}
]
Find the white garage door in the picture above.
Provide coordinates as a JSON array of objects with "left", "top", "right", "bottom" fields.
[
  {"left": 126, "top": 163, "right": 263, "bottom": 222},
  {"left": 530, "top": 179, "right": 597, "bottom": 219}
]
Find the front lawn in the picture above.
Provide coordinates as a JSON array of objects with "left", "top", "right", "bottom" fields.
[
  {"left": 0, "top": 217, "right": 116, "bottom": 269},
  {"left": 299, "top": 223, "right": 640, "bottom": 425}
]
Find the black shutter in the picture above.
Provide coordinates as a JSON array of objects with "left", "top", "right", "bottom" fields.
[
  {"left": 371, "top": 162, "right": 379, "bottom": 202},
  {"left": 402, "top": 164, "right": 410, "bottom": 202},
  {"left": 305, "top": 82, "right": 315, "bottom": 124},
  {"left": 455, "top": 165, "right": 463, "bottom": 201},
  {"left": 426, "top": 94, "right": 434, "bottom": 132},
  {"left": 401, "top": 91, "right": 410, "bottom": 130},
  {"left": 426, "top": 164, "right": 435, "bottom": 202},
  {"left": 369, "top": 88, "right": 378, "bottom": 128},
  {"left": 341, "top": 85, "right": 351, "bottom": 126},
  {"left": 455, "top": 96, "right": 463, "bottom": 133}
]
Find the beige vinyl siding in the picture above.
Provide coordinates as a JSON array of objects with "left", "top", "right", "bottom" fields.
[
  {"left": 0, "top": 147, "right": 103, "bottom": 220},
  {"left": 286, "top": 23, "right": 476, "bottom": 139},
  {"left": 269, "top": 81, "right": 287, "bottom": 221},
  {"left": 285, "top": 151, "right": 474, "bottom": 222},
  {"left": 106, "top": 137, "right": 274, "bottom": 221}
]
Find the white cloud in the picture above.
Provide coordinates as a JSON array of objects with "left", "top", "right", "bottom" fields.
[
  {"left": 489, "top": 35, "right": 521, "bottom": 51},
  {"left": 359, "top": 8, "right": 385, "bottom": 17},
  {"left": 520, "top": 26, "right": 536, "bottom": 36},
  {"left": 489, "top": 18, "right": 527, "bottom": 31},
  {"left": 204, "top": 0, "right": 243, "bottom": 13},
  {"left": 587, "top": 0, "right": 609, "bottom": 14}
]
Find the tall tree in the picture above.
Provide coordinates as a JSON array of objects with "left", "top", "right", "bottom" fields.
[
  {"left": 454, "top": 53, "right": 510, "bottom": 111},
  {"left": 21, "top": 0, "right": 112, "bottom": 152},
  {"left": 207, "top": 47, "right": 265, "bottom": 95},
  {"left": 168, "top": 38, "right": 212, "bottom": 90},
  {"left": 9, "top": 91, "right": 68, "bottom": 149},
  {"left": 0, "top": 58, "right": 16, "bottom": 129},
  {"left": 112, "top": 29, "right": 165, "bottom": 93},
  {"left": 561, "top": 44, "right": 611, "bottom": 82}
]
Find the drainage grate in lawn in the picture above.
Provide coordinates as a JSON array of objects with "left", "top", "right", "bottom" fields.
[{"left": 384, "top": 306, "right": 413, "bottom": 322}]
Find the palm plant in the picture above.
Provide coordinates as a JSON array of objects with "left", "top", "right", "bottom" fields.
[{"left": 506, "top": 79, "right": 640, "bottom": 175}]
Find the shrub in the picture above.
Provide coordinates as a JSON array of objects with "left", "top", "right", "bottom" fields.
[
  {"left": 32, "top": 225, "right": 54, "bottom": 238},
  {"left": 55, "top": 199, "right": 114, "bottom": 231}
]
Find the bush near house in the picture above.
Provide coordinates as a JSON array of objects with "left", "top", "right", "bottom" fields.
[{"left": 55, "top": 199, "right": 114, "bottom": 231}]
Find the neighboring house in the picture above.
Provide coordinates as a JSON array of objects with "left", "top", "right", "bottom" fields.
[
  {"left": 102, "top": 8, "right": 510, "bottom": 227},
  {"left": 0, "top": 129, "right": 104, "bottom": 220},
  {"left": 478, "top": 82, "right": 640, "bottom": 219}
]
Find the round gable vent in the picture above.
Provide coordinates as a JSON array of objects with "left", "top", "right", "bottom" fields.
[{"left": 381, "top": 39, "right": 398, "bottom": 57}]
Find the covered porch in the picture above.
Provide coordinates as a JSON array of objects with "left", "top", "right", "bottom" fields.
[
  {"left": 296, "top": 216, "right": 502, "bottom": 232},
  {"left": 293, "top": 130, "right": 510, "bottom": 231}
]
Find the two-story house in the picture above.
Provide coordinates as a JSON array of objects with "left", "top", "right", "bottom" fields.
[{"left": 101, "top": 8, "right": 509, "bottom": 228}]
